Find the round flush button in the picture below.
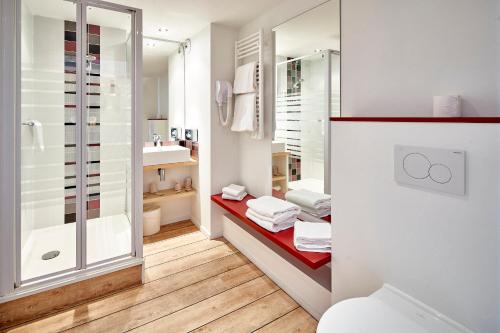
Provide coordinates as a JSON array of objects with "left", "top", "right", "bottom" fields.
[
  {"left": 403, "top": 153, "right": 431, "bottom": 179},
  {"left": 429, "top": 163, "right": 452, "bottom": 184}
]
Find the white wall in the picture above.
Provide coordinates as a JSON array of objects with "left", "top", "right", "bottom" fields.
[
  {"left": 342, "top": 0, "right": 500, "bottom": 117},
  {"left": 331, "top": 121, "right": 500, "bottom": 333},
  {"left": 210, "top": 24, "right": 240, "bottom": 237},
  {"left": 237, "top": 0, "right": 327, "bottom": 197},
  {"left": 181, "top": 25, "right": 212, "bottom": 234},
  {"left": 166, "top": 24, "right": 240, "bottom": 236}
]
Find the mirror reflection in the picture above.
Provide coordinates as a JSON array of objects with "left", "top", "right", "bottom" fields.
[{"left": 272, "top": 0, "right": 340, "bottom": 200}]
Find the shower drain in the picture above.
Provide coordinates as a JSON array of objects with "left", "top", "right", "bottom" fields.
[{"left": 41, "top": 250, "right": 60, "bottom": 260}]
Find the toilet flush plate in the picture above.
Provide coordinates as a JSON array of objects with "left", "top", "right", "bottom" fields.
[{"left": 394, "top": 145, "right": 465, "bottom": 195}]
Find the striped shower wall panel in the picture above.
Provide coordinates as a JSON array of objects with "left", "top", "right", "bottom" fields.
[
  {"left": 64, "top": 21, "right": 101, "bottom": 223},
  {"left": 275, "top": 58, "right": 302, "bottom": 182}
]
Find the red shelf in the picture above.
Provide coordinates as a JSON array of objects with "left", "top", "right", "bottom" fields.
[{"left": 211, "top": 193, "right": 331, "bottom": 270}]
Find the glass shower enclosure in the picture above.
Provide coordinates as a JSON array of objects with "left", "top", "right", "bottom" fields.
[
  {"left": 275, "top": 50, "right": 340, "bottom": 194},
  {"left": 11, "top": 0, "right": 142, "bottom": 289}
]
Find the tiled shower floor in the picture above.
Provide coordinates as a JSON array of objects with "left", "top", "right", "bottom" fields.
[{"left": 21, "top": 214, "right": 131, "bottom": 281}]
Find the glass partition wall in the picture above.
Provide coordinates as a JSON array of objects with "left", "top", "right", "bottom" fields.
[{"left": 17, "top": 0, "right": 141, "bottom": 286}]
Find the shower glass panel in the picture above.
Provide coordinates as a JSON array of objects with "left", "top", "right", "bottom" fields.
[
  {"left": 19, "top": 0, "right": 78, "bottom": 282},
  {"left": 85, "top": 5, "right": 132, "bottom": 265},
  {"left": 275, "top": 53, "right": 327, "bottom": 193}
]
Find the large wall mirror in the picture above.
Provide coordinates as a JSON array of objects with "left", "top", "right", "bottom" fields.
[{"left": 272, "top": 0, "right": 340, "bottom": 197}]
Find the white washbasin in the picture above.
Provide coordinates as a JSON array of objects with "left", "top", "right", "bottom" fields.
[
  {"left": 143, "top": 145, "right": 191, "bottom": 166},
  {"left": 272, "top": 141, "right": 286, "bottom": 153}
]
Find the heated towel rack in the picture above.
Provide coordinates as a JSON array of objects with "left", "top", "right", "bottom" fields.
[{"left": 235, "top": 30, "right": 264, "bottom": 140}]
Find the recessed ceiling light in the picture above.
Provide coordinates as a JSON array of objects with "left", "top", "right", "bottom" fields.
[{"left": 158, "top": 27, "right": 168, "bottom": 33}]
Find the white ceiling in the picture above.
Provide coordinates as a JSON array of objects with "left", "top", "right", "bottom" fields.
[
  {"left": 24, "top": 0, "right": 286, "bottom": 76},
  {"left": 113, "top": 0, "right": 286, "bottom": 76},
  {"left": 274, "top": 0, "right": 340, "bottom": 58}
]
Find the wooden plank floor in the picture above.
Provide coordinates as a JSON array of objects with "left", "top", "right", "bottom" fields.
[{"left": 6, "top": 221, "right": 318, "bottom": 333}]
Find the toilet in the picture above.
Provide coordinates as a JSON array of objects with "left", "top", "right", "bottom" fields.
[{"left": 317, "top": 284, "right": 472, "bottom": 333}]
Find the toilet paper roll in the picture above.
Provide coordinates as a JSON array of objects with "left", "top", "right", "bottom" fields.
[{"left": 433, "top": 95, "right": 461, "bottom": 117}]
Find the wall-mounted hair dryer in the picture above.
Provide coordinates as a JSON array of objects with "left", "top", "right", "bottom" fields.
[{"left": 215, "top": 80, "right": 233, "bottom": 127}]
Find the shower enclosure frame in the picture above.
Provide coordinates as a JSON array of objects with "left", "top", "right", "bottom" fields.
[{"left": 0, "top": 0, "right": 143, "bottom": 300}]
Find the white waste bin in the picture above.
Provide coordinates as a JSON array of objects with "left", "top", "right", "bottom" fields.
[{"left": 143, "top": 204, "right": 161, "bottom": 236}]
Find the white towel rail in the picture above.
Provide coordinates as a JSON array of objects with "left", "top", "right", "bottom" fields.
[{"left": 235, "top": 30, "right": 264, "bottom": 139}]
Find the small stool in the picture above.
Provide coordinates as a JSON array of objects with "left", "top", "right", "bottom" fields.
[{"left": 143, "top": 204, "right": 161, "bottom": 236}]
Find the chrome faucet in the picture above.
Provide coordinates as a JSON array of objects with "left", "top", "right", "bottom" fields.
[{"left": 152, "top": 133, "right": 162, "bottom": 147}]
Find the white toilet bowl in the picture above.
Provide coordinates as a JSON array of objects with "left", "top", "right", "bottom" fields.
[{"left": 317, "top": 284, "right": 472, "bottom": 333}]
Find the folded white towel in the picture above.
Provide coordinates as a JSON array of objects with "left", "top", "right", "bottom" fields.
[
  {"left": 285, "top": 189, "right": 331, "bottom": 211},
  {"left": 294, "top": 221, "right": 332, "bottom": 253},
  {"left": 234, "top": 62, "right": 256, "bottom": 94},
  {"left": 231, "top": 93, "right": 256, "bottom": 132},
  {"left": 294, "top": 242, "right": 331, "bottom": 253},
  {"left": 222, "top": 192, "right": 247, "bottom": 201},
  {"left": 246, "top": 208, "right": 299, "bottom": 225},
  {"left": 301, "top": 206, "right": 331, "bottom": 218},
  {"left": 246, "top": 209, "right": 296, "bottom": 233},
  {"left": 294, "top": 221, "right": 332, "bottom": 242},
  {"left": 222, "top": 184, "right": 246, "bottom": 197},
  {"left": 247, "top": 196, "right": 300, "bottom": 219}
]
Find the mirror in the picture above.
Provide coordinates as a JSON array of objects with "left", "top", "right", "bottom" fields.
[
  {"left": 142, "top": 38, "right": 176, "bottom": 145},
  {"left": 142, "top": 38, "right": 189, "bottom": 146},
  {"left": 272, "top": 0, "right": 340, "bottom": 198}
]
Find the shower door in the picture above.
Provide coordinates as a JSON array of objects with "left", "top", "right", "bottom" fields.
[{"left": 16, "top": 0, "right": 141, "bottom": 286}]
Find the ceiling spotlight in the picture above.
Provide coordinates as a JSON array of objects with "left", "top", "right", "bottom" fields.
[{"left": 158, "top": 27, "right": 168, "bottom": 33}]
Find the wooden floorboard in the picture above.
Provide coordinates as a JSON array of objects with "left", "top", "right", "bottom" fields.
[
  {"left": 190, "top": 290, "right": 299, "bottom": 333},
  {"left": 129, "top": 276, "right": 279, "bottom": 333},
  {"left": 144, "top": 242, "right": 239, "bottom": 283},
  {"left": 144, "top": 237, "right": 228, "bottom": 269},
  {"left": 254, "top": 307, "right": 318, "bottom": 333},
  {"left": 143, "top": 225, "right": 199, "bottom": 244},
  {"left": 143, "top": 231, "right": 207, "bottom": 256},
  {"left": 7, "top": 221, "right": 318, "bottom": 333}
]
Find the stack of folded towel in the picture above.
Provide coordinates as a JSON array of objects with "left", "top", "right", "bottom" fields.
[
  {"left": 246, "top": 196, "right": 300, "bottom": 233},
  {"left": 222, "top": 184, "right": 247, "bottom": 201},
  {"left": 285, "top": 189, "right": 331, "bottom": 217},
  {"left": 294, "top": 221, "right": 331, "bottom": 253}
]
